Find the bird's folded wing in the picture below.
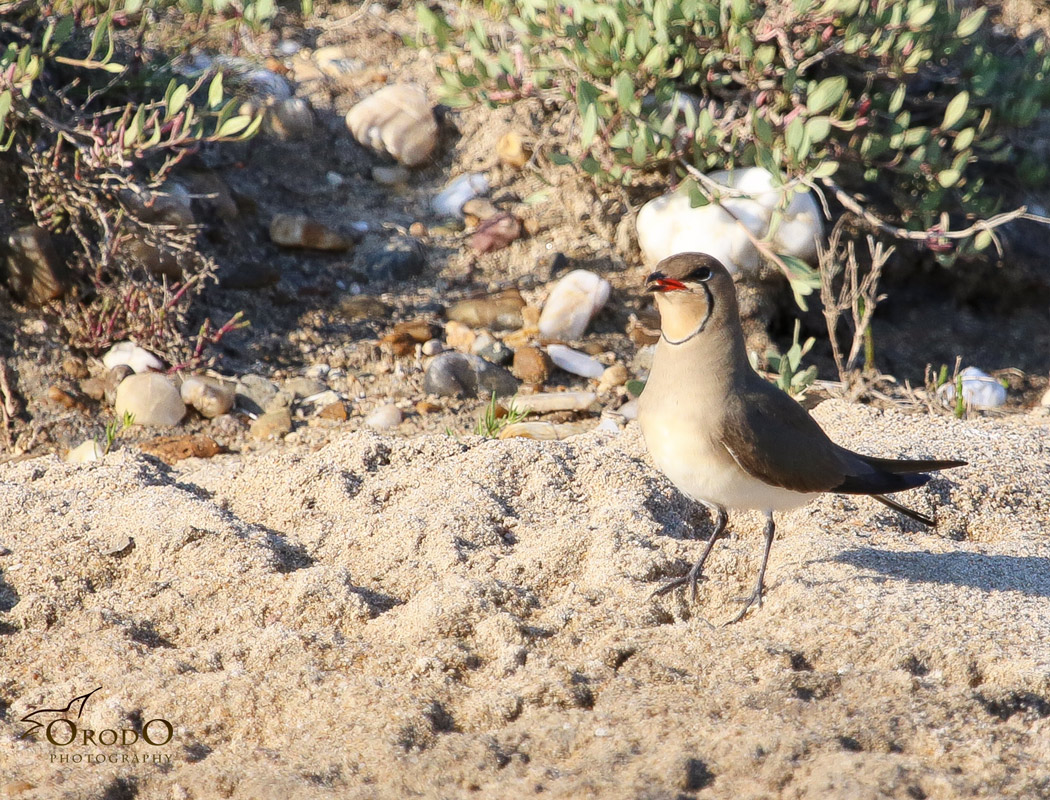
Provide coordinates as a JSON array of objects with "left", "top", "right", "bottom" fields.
[{"left": 720, "top": 380, "right": 848, "bottom": 494}]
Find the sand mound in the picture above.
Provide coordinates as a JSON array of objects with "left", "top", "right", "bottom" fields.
[{"left": 1, "top": 401, "right": 1048, "bottom": 799}]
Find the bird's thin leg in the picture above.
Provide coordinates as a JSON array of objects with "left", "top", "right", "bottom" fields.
[
  {"left": 725, "top": 511, "right": 776, "bottom": 625},
  {"left": 652, "top": 506, "right": 729, "bottom": 600}
]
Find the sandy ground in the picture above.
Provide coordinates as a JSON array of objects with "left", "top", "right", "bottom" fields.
[{"left": 0, "top": 400, "right": 1048, "bottom": 799}]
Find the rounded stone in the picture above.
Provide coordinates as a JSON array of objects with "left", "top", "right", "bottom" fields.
[
  {"left": 114, "top": 373, "right": 186, "bottom": 428},
  {"left": 365, "top": 403, "right": 403, "bottom": 431},
  {"left": 345, "top": 83, "right": 438, "bottom": 167},
  {"left": 512, "top": 346, "right": 552, "bottom": 385},
  {"left": 538, "top": 270, "right": 612, "bottom": 341},
  {"left": 424, "top": 352, "right": 519, "bottom": 398}
]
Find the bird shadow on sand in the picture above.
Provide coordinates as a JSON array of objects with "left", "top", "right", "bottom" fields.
[{"left": 832, "top": 548, "right": 1050, "bottom": 598}]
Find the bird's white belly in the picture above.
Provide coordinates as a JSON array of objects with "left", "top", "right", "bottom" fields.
[{"left": 641, "top": 415, "right": 816, "bottom": 512}]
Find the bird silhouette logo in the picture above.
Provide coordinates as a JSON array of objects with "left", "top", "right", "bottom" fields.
[{"left": 18, "top": 687, "right": 102, "bottom": 741}]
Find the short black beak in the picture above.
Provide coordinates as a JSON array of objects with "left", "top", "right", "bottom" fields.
[{"left": 646, "top": 271, "right": 687, "bottom": 292}]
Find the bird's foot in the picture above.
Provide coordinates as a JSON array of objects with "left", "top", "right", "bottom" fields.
[
  {"left": 723, "top": 587, "right": 763, "bottom": 626},
  {"left": 650, "top": 562, "right": 706, "bottom": 601}
]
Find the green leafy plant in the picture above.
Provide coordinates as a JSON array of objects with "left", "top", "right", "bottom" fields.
[
  {"left": 753, "top": 320, "right": 818, "bottom": 397},
  {"left": 474, "top": 392, "right": 529, "bottom": 438},
  {"left": 418, "top": 0, "right": 1050, "bottom": 301},
  {"left": 99, "top": 410, "right": 135, "bottom": 455}
]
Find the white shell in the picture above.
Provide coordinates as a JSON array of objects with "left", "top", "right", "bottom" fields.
[
  {"left": 546, "top": 344, "right": 605, "bottom": 379},
  {"left": 938, "top": 367, "right": 1007, "bottom": 409},
  {"left": 508, "top": 391, "right": 597, "bottom": 414},
  {"left": 431, "top": 173, "right": 490, "bottom": 217},
  {"left": 365, "top": 403, "right": 403, "bottom": 430},
  {"left": 538, "top": 270, "right": 612, "bottom": 340},
  {"left": 102, "top": 341, "right": 163, "bottom": 374},
  {"left": 636, "top": 166, "right": 823, "bottom": 275},
  {"left": 66, "top": 440, "right": 104, "bottom": 464},
  {"left": 180, "top": 376, "right": 235, "bottom": 419}
]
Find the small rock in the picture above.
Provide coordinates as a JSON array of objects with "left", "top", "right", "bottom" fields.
[
  {"left": 180, "top": 376, "right": 235, "bottom": 419},
  {"left": 424, "top": 352, "right": 519, "bottom": 398},
  {"left": 372, "top": 165, "right": 411, "bottom": 185},
  {"left": 547, "top": 344, "right": 605, "bottom": 379},
  {"left": 120, "top": 183, "right": 195, "bottom": 228},
  {"left": 498, "top": 420, "right": 595, "bottom": 440},
  {"left": 103, "top": 365, "right": 134, "bottom": 406},
  {"left": 636, "top": 167, "right": 823, "bottom": 274},
  {"left": 123, "top": 237, "right": 182, "bottom": 279},
  {"left": 447, "top": 290, "right": 526, "bottom": 331},
  {"left": 415, "top": 400, "right": 441, "bottom": 414},
  {"left": 422, "top": 338, "right": 444, "bottom": 356},
  {"left": 508, "top": 391, "right": 596, "bottom": 414},
  {"left": 391, "top": 319, "right": 441, "bottom": 343},
  {"left": 62, "top": 356, "right": 89, "bottom": 379},
  {"left": 284, "top": 377, "right": 328, "bottom": 399},
  {"left": 359, "top": 236, "right": 427, "bottom": 282},
  {"left": 266, "top": 96, "right": 314, "bottom": 140},
  {"left": 270, "top": 213, "right": 353, "bottom": 252},
  {"left": 345, "top": 83, "right": 438, "bottom": 167},
  {"left": 409, "top": 221, "right": 428, "bottom": 238},
  {"left": 432, "top": 173, "right": 490, "bottom": 217},
  {"left": 103, "top": 341, "right": 163, "bottom": 373},
  {"left": 598, "top": 363, "right": 629, "bottom": 393},
  {"left": 539, "top": 270, "right": 612, "bottom": 341},
  {"left": 619, "top": 398, "right": 640, "bottom": 421},
  {"left": 497, "top": 131, "right": 531, "bottom": 168},
  {"left": 365, "top": 403, "right": 403, "bottom": 431},
  {"left": 319, "top": 401, "right": 348, "bottom": 421},
  {"left": 102, "top": 535, "right": 134, "bottom": 557},
  {"left": 66, "top": 440, "right": 104, "bottom": 464},
  {"left": 631, "top": 344, "right": 657, "bottom": 377},
  {"left": 305, "top": 364, "right": 330, "bottom": 380},
  {"left": 235, "top": 374, "right": 279, "bottom": 415},
  {"left": 139, "top": 434, "right": 222, "bottom": 465},
  {"left": 339, "top": 295, "right": 393, "bottom": 321},
  {"left": 0, "top": 780, "right": 36, "bottom": 796},
  {"left": 938, "top": 367, "right": 1008, "bottom": 409},
  {"left": 471, "top": 212, "right": 523, "bottom": 254},
  {"left": 251, "top": 408, "right": 293, "bottom": 440},
  {"left": 462, "top": 198, "right": 500, "bottom": 222},
  {"left": 512, "top": 346, "right": 552, "bottom": 385},
  {"left": 210, "top": 413, "right": 247, "bottom": 438},
  {"left": 114, "top": 373, "right": 186, "bottom": 427},
  {"left": 80, "top": 377, "right": 105, "bottom": 402},
  {"left": 46, "top": 385, "right": 81, "bottom": 410},
  {"left": 503, "top": 326, "right": 539, "bottom": 351},
  {"left": 444, "top": 320, "right": 477, "bottom": 352},
  {"left": 181, "top": 168, "right": 239, "bottom": 221},
  {"left": 473, "top": 337, "right": 512, "bottom": 366}
]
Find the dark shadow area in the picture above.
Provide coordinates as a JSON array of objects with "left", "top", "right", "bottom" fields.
[{"left": 834, "top": 548, "right": 1050, "bottom": 598}]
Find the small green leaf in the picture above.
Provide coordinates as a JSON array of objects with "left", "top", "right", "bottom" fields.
[
  {"left": 941, "top": 91, "right": 969, "bottom": 130},
  {"left": 168, "top": 84, "right": 189, "bottom": 117},
  {"left": 807, "top": 75, "right": 848, "bottom": 114},
  {"left": 810, "top": 160, "right": 839, "bottom": 178},
  {"left": 888, "top": 83, "right": 906, "bottom": 114},
  {"left": 626, "top": 379, "right": 646, "bottom": 397},
  {"left": 974, "top": 229, "right": 993, "bottom": 251},
  {"left": 937, "top": 168, "right": 961, "bottom": 187},
  {"left": 953, "top": 127, "right": 975, "bottom": 151},
  {"left": 208, "top": 72, "right": 224, "bottom": 109},
  {"left": 613, "top": 72, "right": 634, "bottom": 111},
  {"left": 580, "top": 102, "right": 599, "bottom": 148},
  {"left": 216, "top": 114, "right": 252, "bottom": 138},
  {"left": 805, "top": 116, "right": 831, "bottom": 143}
]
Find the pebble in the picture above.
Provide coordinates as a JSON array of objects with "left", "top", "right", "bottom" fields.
[
  {"left": 508, "top": 391, "right": 596, "bottom": 414},
  {"left": 284, "top": 377, "right": 328, "bottom": 399},
  {"left": 80, "top": 377, "right": 105, "bottom": 402},
  {"left": 547, "top": 344, "right": 605, "bottom": 379},
  {"left": 180, "top": 167, "right": 239, "bottom": 221},
  {"left": 139, "top": 434, "right": 222, "bottom": 464},
  {"left": 498, "top": 420, "right": 595, "bottom": 440},
  {"left": 462, "top": 198, "right": 500, "bottom": 221},
  {"left": 631, "top": 344, "right": 656, "bottom": 378},
  {"left": 372, "top": 165, "right": 410, "bottom": 185},
  {"left": 266, "top": 97, "right": 314, "bottom": 140},
  {"left": 619, "top": 398, "right": 640, "bottom": 421},
  {"left": 47, "top": 385, "right": 81, "bottom": 409},
  {"left": 416, "top": 400, "right": 441, "bottom": 414},
  {"left": 339, "top": 295, "right": 393, "bottom": 321},
  {"left": 636, "top": 166, "right": 823, "bottom": 274},
  {"left": 103, "top": 341, "right": 163, "bottom": 373},
  {"left": 114, "top": 373, "right": 186, "bottom": 427},
  {"left": 269, "top": 213, "right": 354, "bottom": 252},
  {"left": 938, "top": 367, "right": 1008, "bottom": 409},
  {"left": 103, "top": 365, "right": 134, "bottom": 406},
  {"left": 598, "top": 363, "right": 629, "bottom": 393},
  {"left": 318, "top": 401, "right": 348, "bottom": 421},
  {"left": 409, "top": 221, "right": 428, "bottom": 238},
  {"left": 66, "top": 440, "right": 104, "bottom": 464},
  {"left": 447, "top": 290, "right": 526, "bottom": 331},
  {"left": 180, "top": 376, "right": 235, "bottom": 418},
  {"left": 423, "top": 352, "right": 519, "bottom": 398},
  {"left": 359, "top": 235, "right": 426, "bottom": 281},
  {"left": 250, "top": 408, "right": 293, "bottom": 440},
  {"left": 497, "top": 131, "right": 530, "bottom": 168},
  {"left": 210, "top": 413, "right": 247, "bottom": 438},
  {"left": 538, "top": 270, "right": 612, "bottom": 341},
  {"left": 305, "top": 364, "right": 330, "bottom": 380},
  {"left": 512, "top": 346, "right": 552, "bottom": 385},
  {"left": 432, "top": 173, "right": 490, "bottom": 216},
  {"left": 121, "top": 183, "right": 194, "bottom": 228},
  {"left": 473, "top": 337, "right": 512, "bottom": 366},
  {"left": 345, "top": 83, "right": 439, "bottom": 167},
  {"left": 313, "top": 45, "right": 363, "bottom": 79},
  {"left": 124, "top": 237, "right": 182, "bottom": 280},
  {"left": 471, "top": 212, "right": 523, "bottom": 254},
  {"left": 444, "top": 320, "right": 478, "bottom": 352},
  {"left": 3, "top": 224, "right": 68, "bottom": 307},
  {"left": 422, "top": 338, "right": 444, "bottom": 356},
  {"left": 383, "top": 320, "right": 440, "bottom": 356},
  {"left": 235, "top": 374, "right": 279, "bottom": 415},
  {"left": 62, "top": 356, "right": 89, "bottom": 379},
  {"left": 365, "top": 403, "right": 403, "bottom": 431}
]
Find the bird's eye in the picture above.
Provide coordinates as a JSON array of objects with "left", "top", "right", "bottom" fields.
[{"left": 688, "top": 266, "right": 713, "bottom": 282}]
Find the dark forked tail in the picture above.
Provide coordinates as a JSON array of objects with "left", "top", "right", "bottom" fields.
[{"left": 872, "top": 493, "right": 935, "bottom": 526}]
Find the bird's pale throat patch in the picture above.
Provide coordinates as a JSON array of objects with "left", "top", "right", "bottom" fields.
[{"left": 655, "top": 293, "right": 712, "bottom": 343}]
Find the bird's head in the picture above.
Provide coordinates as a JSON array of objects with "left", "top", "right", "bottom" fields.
[{"left": 645, "top": 253, "right": 739, "bottom": 345}]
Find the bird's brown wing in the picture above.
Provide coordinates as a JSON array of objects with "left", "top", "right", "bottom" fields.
[{"left": 720, "top": 376, "right": 849, "bottom": 494}]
